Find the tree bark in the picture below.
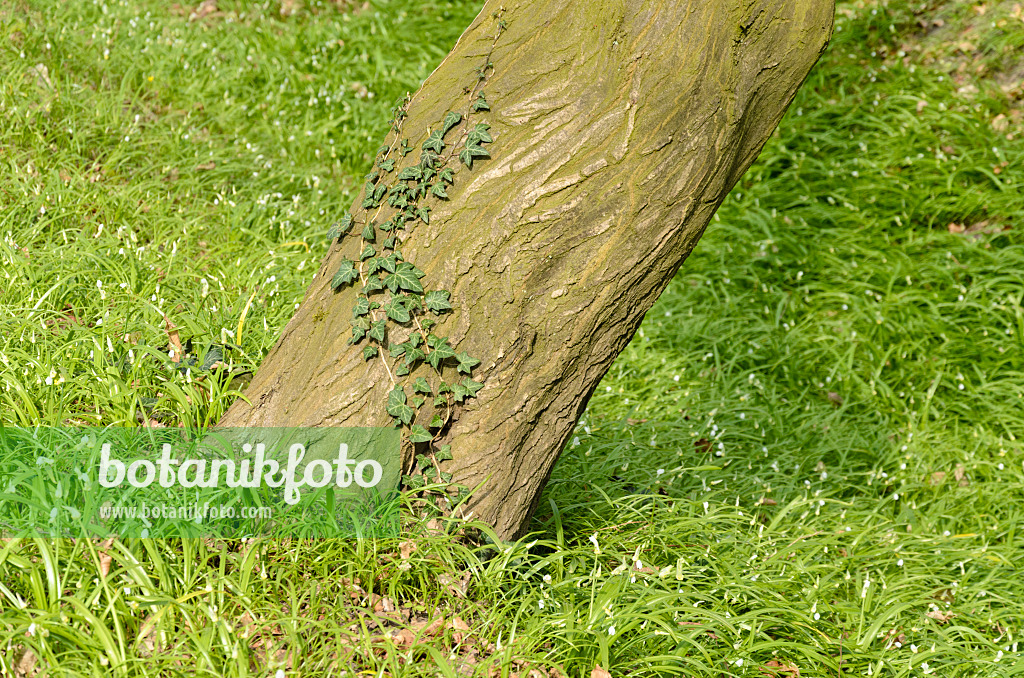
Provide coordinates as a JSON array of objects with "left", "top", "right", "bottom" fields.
[{"left": 218, "top": 0, "right": 834, "bottom": 539}]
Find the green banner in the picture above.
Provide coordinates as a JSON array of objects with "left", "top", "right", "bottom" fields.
[{"left": 0, "top": 426, "right": 401, "bottom": 538}]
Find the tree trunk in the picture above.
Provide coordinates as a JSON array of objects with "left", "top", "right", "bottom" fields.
[{"left": 218, "top": 0, "right": 834, "bottom": 539}]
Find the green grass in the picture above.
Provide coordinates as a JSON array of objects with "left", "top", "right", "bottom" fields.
[{"left": 1, "top": 0, "right": 1023, "bottom": 676}]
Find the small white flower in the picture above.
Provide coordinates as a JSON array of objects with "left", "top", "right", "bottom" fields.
[{"left": 608, "top": 625, "right": 615, "bottom": 635}]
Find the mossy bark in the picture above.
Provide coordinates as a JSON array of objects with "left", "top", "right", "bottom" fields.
[{"left": 218, "top": 0, "right": 834, "bottom": 539}]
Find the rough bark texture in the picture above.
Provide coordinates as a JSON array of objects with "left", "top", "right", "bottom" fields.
[{"left": 219, "top": 0, "right": 834, "bottom": 539}]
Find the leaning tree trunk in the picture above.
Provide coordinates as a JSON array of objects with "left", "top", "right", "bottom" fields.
[{"left": 219, "top": 0, "right": 834, "bottom": 539}]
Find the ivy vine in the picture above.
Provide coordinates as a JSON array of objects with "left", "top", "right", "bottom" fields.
[{"left": 327, "top": 10, "right": 507, "bottom": 496}]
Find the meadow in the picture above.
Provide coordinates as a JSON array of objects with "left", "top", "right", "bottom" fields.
[{"left": 0, "top": 0, "right": 1022, "bottom": 675}]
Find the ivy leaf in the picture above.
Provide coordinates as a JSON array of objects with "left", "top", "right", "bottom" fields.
[
  {"left": 386, "top": 386, "right": 414, "bottom": 425},
  {"left": 373, "top": 183, "right": 387, "bottom": 201},
  {"left": 433, "top": 396, "right": 447, "bottom": 408},
  {"left": 426, "top": 337, "right": 456, "bottom": 369},
  {"left": 452, "top": 377, "right": 483, "bottom": 402},
  {"left": 362, "top": 345, "right": 378, "bottom": 361},
  {"left": 431, "top": 183, "right": 449, "bottom": 200},
  {"left": 349, "top": 318, "right": 369, "bottom": 343},
  {"left": 422, "top": 131, "right": 445, "bottom": 154},
  {"left": 395, "top": 363, "right": 410, "bottom": 376},
  {"left": 331, "top": 259, "right": 359, "bottom": 289},
  {"left": 327, "top": 213, "right": 353, "bottom": 241},
  {"left": 360, "top": 244, "right": 376, "bottom": 260},
  {"left": 455, "top": 351, "right": 481, "bottom": 374},
  {"left": 463, "top": 377, "right": 484, "bottom": 398},
  {"left": 363, "top": 275, "right": 385, "bottom": 294},
  {"left": 407, "top": 332, "right": 423, "bottom": 347},
  {"left": 379, "top": 253, "right": 397, "bottom": 273},
  {"left": 361, "top": 222, "right": 376, "bottom": 242},
  {"left": 420, "top": 151, "right": 440, "bottom": 170},
  {"left": 404, "top": 473, "right": 425, "bottom": 490},
  {"left": 384, "top": 297, "right": 411, "bottom": 323},
  {"left": 352, "top": 295, "right": 371, "bottom": 317},
  {"left": 441, "top": 111, "right": 462, "bottom": 136},
  {"left": 438, "top": 167, "right": 455, "bottom": 185},
  {"left": 430, "top": 414, "right": 445, "bottom": 429},
  {"left": 385, "top": 265, "right": 424, "bottom": 294},
  {"left": 368, "top": 319, "right": 387, "bottom": 343},
  {"left": 420, "top": 317, "right": 436, "bottom": 331},
  {"left": 389, "top": 343, "right": 408, "bottom": 358},
  {"left": 472, "top": 93, "right": 490, "bottom": 112},
  {"left": 397, "top": 166, "right": 422, "bottom": 181},
  {"left": 403, "top": 346, "right": 424, "bottom": 366},
  {"left": 458, "top": 147, "right": 475, "bottom": 169},
  {"left": 379, "top": 158, "right": 395, "bottom": 172},
  {"left": 415, "top": 207, "right": 431, "bottom": 224},
  {"left": 408, "top": 425, "right": 432, "bottom": 443},
  {"left": 467, "top": 123, "right": 492, "bottom": 145},
  {"left": 412, "top": 377, "right": 432, "bottom": 395},
  {"left": 435, "top": 444, "right": 453, "bottom": 461},
  {"left": 424, "top": 290, "right": 453, "bottom": 314}
]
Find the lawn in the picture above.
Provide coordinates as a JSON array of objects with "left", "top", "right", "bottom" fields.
[{"left": 0, "top": 0, "right": 1022, "bottom": 676}]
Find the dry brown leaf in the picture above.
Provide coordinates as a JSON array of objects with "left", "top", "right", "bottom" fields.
[
  {"left": 399, "top": 540, "right": 417, "bottom": 560},
  {"left": 189, "top": 0, "right": 218, "bottom": 20},
  {"left": 591, "top": 665, "right": 612, "bottom": 678},
  {"left": 195, "top": 161, "right": 216, "bottom": 171},
  {"left": 760, "top": 659, "right": 801, "bottom": 676},
  {"left": 954, "top": 463, "right": 969, "bottom": 487},
  {"left": 12, "top": 644, "right": 39, "bottom": 677},
  {"left": 164, "top": 316, "right": 183, "bottom": 363},
  {"left": 926, "top": 609, "right": 956, "bottom": 623},
  {"left": 929, "top": 471, "right": 946, "bottom": 485}
]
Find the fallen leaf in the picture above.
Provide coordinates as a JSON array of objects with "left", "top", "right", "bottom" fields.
[
  {"left": 926, "top": 609, "right": 956, "bottom": 623},
  {"left": 954, "top": 463, "right": 969, "bottom": 487},
  {"left": 760, "top": 659, "right": 801, "bottom": 676},
  {"left": 399, "top": 540, "right": 417, "bottom": 560},
  {"left": 591, "top": 665, "right": 612, "bottom": 678},
  {"left": 189, "top": 0, "right": 218, "bottom": 21},
  {"left": 12, "top": 644, "right": 38, "bottom": 677},
  {"left": 695, "top": 438, "right": 712, "bottom": 454},
  {"left": 195, "top": 161, "right": 216, "bottom": 171},
  {"left": 164, "top": 316, "right": 183, "bottom": 363}
]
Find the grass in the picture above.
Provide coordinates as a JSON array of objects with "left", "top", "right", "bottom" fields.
[{"left": 1, "top": 0, "right": 1023, "bottom": 676}]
